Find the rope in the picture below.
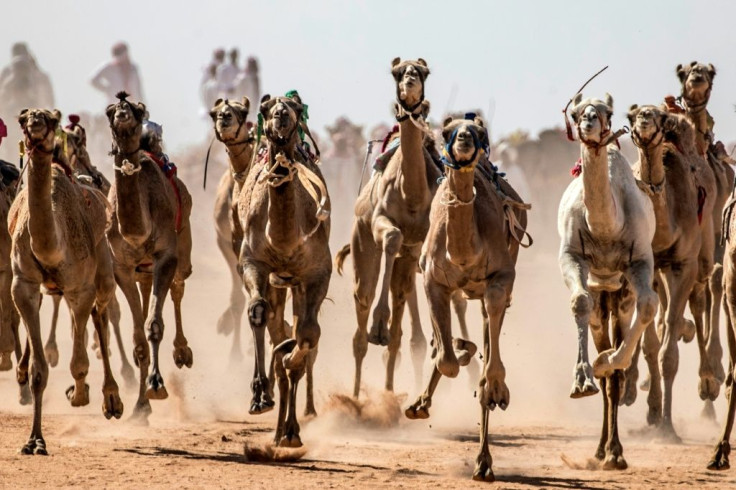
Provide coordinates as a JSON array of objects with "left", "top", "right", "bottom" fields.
[
  {"left": 561, "top": 66, "right": 609, "bottom": 142},
  {"left": 502, "top": 197, "right": 533, "bottom": 248},
  {"left": 440, "top": 186, "right": 476, "bottom": 206},
  {"left": 114, "top": 158, "right": 142, "bottom": 176},
  {"left": 357, "top": 139, "right": 383, "bottom": 194}
]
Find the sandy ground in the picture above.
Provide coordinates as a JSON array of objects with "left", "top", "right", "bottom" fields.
[{"left": 1, "top": 153, "right": 736, "bottom": 488}]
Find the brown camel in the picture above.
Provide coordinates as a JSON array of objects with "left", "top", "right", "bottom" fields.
[
  {"left": 340, "top": 57, "right": 441, "bottom": 398},
  {"left": 625, "top": 104, "right": 716, "bottom": 441},
  {"left": 558, "top": 94, "right": 658, "bottom": 469},
  {"left": 676, "top": 61, "right": 733, "bottom": 403},
  {"left": 43, "top": 116, "right": 135, "bottom": 388},
  {"left": 105, "top": 92, "right": 193, "bottom": 420},
  {"left": 0, "top": 159, "right": 20, "bottom": 372},
  {"left": 10, "top": 108, "right": 122, "bottom": 454},
  {"left": 210, "top": 98, "right": 256, "bottom": 361},
  {"left": 237, "top": 93, "right": 330, "bottom": 446},
  {"left": 708, "top": 151, "right": 736, "bottom": 469},
  {"left": 402, "top": 115, "right": 529, "bottom": 481}
]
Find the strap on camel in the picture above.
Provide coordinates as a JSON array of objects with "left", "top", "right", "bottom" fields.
[
  {"left": 502, "top": 197, "right": 533, "bottom": 248},
  {"left": 722, "top": 195, "right": 736, "bottom": 246}
]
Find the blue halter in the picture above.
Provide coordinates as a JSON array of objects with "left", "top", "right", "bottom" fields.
[{"left": 441, "top": 113, "right": 486, "bottom": 170}]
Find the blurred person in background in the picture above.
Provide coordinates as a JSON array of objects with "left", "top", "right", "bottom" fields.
[
  {"left": 0, "top": 42, "right": 55, "bottom": 116},
  {"left": 216, "top": 48, "right": 240, "bottom": 97},
  {"left": 235, "top": 57, "right": 260, "bottom": 121},
  {"left": 90, "top": 42, "right": 145, "bottom": 104}
]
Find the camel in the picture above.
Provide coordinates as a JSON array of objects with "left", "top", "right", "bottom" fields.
[
  {"left": 400, "top": 114, "right": 528, "bottom": 481},
  {"left": 708, "top": 152, "right": 736, "bottom": 470},
  {"left": 210, "top": 98, "right": 257, "bottom": 361},
  {"left": 0, "top": 160, "right": 20, "bottom": 372},
  {"left": 624, "top": 104, "right": 716, "bottom": 440},
  {"left": 42, "top": 116, "right": 135, "bottom": 388},
  {"left": 237, "top": 94, "right": 331, "bottom": 446},
  {"left": 105, "top": 92, "right": 193, "bottom": 419},
  {"left": 340, "top": 57, "right": 441, "bottom": 398},
  {"left": 676, "top": 62, "right": 733, "bottom": 400},
  {"left": 558, "top": 93, "right": 657, "bottom": 469},
  {"left": 10, "top": 108, "right": 122, "bottom": 454}
]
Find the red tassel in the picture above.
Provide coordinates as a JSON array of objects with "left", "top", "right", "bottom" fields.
[{"left": 570, "top": 158, "right": 582, "bottom": 178}]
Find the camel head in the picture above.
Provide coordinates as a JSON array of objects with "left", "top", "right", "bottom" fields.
[
  {"left": 569, "top": 93, "right": 614, "bottom": 145},
  {"left": 627, "top": 104, "right": 677, "bottom": 148},
  {"left": 326, "top": 116, "right": 364, "bottom": 157},
  {"left": 677, "top": 61, "right": 715, "bottom": 106},
  {"left": 18, "top": 108, "right": 60, "bottom": 153},
  {"left": 210, "top": 97, "right": 251, "bottom": 144},
  {"left": 105, "top": 91, "right": 146, "bottom": 142},
  {"left": 441, "top": 114, "right": 487, "bottom": 169},
  {"left": 260, "top": 94, "right": 302, "bottom": 147},
  {"left": 391, "top": 57, "right": 430, "bottom": 112}
]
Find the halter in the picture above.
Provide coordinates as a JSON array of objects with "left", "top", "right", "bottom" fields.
[
  {"left": 395, "top": 65, "right": 426, "bottom": 116},
  {"left": 214, "top": 100, "right": 250, "bottom": 147},
  {"left": 575, "top": 104, "right": 628, "bottom": 155},
  {"left": 441, "top": 116, "right": 486, "bottom": 173}
]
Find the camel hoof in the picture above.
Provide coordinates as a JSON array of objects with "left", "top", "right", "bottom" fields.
[
  {"left": 20, "top": 438, "right": 47, "bottom": 456},
  {"left": 592, "top": 348, "right": 617, "bottom": 378},
  {"left": 472, "top": 455, "right": 495, "bottom": 482},
  {"left": 0, "top": 352, "right": 13, "bottom": 371},
  {"left": 367, "top": 321, "right": 389, "bottom": 347},
  {"left": 620, "top": 373, "right": 638, "bottom": 406},
  {"left": 173, "top": 345, "right": 193, "bottom": 369},
  {"left": 699, "top": 375, "right": 721, "bottom": 401},
  {"left": 120, "top": 364, "right": 137, "bottom": 389},
  {"left": 44, "top": 343, "right": 59, "bottom": 368},
  {"left": 678, "top": 318, "right": 696, "bottom": 343},
  {"left": 570, "top": 362, "right": 599, "bottom": 398},
  {"left": 18, "top": 383, "right": 31, "bottom": 406},
  {"left": 603, "top": 454, "right": 628, "bottom": 470},
  {"left": 707, "top": 441, "right": 731, "bottom": 471},
  {"left": 66, "top": 383, "right": 90, "bottom": 407},
  {"left": 279, "top": 433, "right": 303, "bottom": 448},
  {"left": 304, "top": 406, "right": 317, "bottom": 418},
  {"left": 130, "top": 400, "right": 152, "bottom": 425},
  {"left": 639, "top": 374, "right": 651, "bottom": 392},
  {"left": 482, "top": 377, "right": 509, "bottom": 411},
  {"left": 405, "top": 398, "right": 430, "bottom": 420},
  {"left": 249, "top": 398, "right": 275, "bottom": 415},
  {"left": 103, "top": 391, "right": 124, "bottom": 420},
  {"left": 647, "top": 407, "right": 662, "bottom": 427},
  {"left": 145, "top": 373, "right": 169, "bottom": 400},
  {"left": 453, "top": 338, "right": 477, "bottom": 367}
]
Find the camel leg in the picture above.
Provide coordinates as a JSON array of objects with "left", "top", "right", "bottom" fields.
[
  {"left": 42, "top": 295, "right": 62, "bottom": 369},
  {"left": 480, "top": 268, "right": 515, "bottom": 411},
  {"left": 272, "top": 344, "right": 289, "bottom": 445},
  {"left": 559, "top": 251, "right": 598, "bottom": 398},
  {"left": 217, "top": 232, "right": 247, "bottom": 360},
  {"left": 621, "top": 339, "right": 640, "bottom": 407},
  {"left": 266, "top": 286, "right": 288, "bottom": 402},
  {"left": 407, "top": 283, "right": 427, "bottom": 392},
  {"left": 304, "top": 346, "right": 318, "bottom": 417},
  {"left": 659, "top": 262, "right": 698, "bottom": 442},
  {"left": 108, "top": 296, "right": 135, "bottom": 387},
  {"left": 114, "top": 266, "right": 151, "bottom": 420},
  {"left": 424, "top": 276, "right": 458, "bottom": 379},
  {"left": 243, "top": 263, "right": 275, "bottom": 414},
  {"left": 64, "top": 286, "right": 99, "bottom": 408},
  {"left": 12, "top": 276, "right": 49, "bottom": 455},
  {"left": 278, "top": 272, "right": 328, "bottom": 448},
  {"left": 692, "top": 281, "right": 721, "bottom": 402},
  {"left": 170, "top": 279, "right": 193, "bottom": 369},
  {"left": 473, "top": 304, "right": 494, "bottom": 482},
  {"left": 385, "top": 255, "right": 415, "bottom": 392},
  {"left": 589, "top": 294, "right": 611, "bottom": 461},
  {"left": 0, "top": 262, "right": 15, "bottom": 371},
  {"left": 368, "top": 216, "right": 402, "bottom": 347},
  {"left": 641, "top": 322, "right": 663, "bottom": 426},
  {"left": 12, "top": 308, "right": 30, "bottom": 405},
  {"left": 144, "top": 252, "right": 177, "bottom": 400},
  {"left": 707, "top": 267, "right": 736, "bottom": 470},
  {"left": 592, "top": 260, "right": 657, "bottom": 378},
  {"left": 350, "top": 225, "right": 381, "bottom": 398},
  {"left": 452, "top": 290, "right": 481, "bottom": 387}
]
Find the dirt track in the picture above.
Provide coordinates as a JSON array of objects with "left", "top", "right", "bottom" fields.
[{"left": 1, "top": 158, "right": 736, "bottom": 488}]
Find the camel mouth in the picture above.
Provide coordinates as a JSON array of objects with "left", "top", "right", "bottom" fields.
[{"left": 25, "top": 119, "right": 50, "bottom": 139}]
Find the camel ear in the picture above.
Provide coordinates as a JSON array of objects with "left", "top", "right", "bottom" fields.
[
  {"left": 690, "top": 61, "right": 698, "bottom": 67},
  {"left": 603, "top": 93, "right": 613, "bottom": 110},
  {"left": 391, "top": 57, "right": 401, "bottom": 68},
  {"left": 241, "top": 96, "right": 250, "bottom": 112},
  {"left": 105, "top": 103, "right": 116, "bottom": 123},
  {"left": 627, "top": 104, "right": 639, "bottom": 125},
  {"left": 420, "top": 100, "right": 430, "bottom": 118},
  {"left": 443, "top": 116, "right": 453, "bottom": 128},
  {"left": 415, "top": 58, "right": 430, "bottom": 79},
  {"left": 572, "top": 93, "right": 583, "bottom": 107},
  {"left": 676, "top": 63, "right": 688, "bottom": 82},
  {"left": 708, "top": 63, "right": 716, "bottom": 79},
  {"left": 50, "top": 110, "right": 61, "bottom": 129},
  {"left": 663, "top": 114, "right": 678, "bottom": 132},
  {"left": 214, "top": 98, "right": 223, "bottom": 108},
  {"left": 18, "top": 108, "right": 29, "bottom": 127},
  {"left": 474, "top": 116, "right": 485, "bottom": 128},
  {"left": 259, "top": 94, "right": 276, "bottom": 116},
  {"left": 133, "top": 102, "right": 146, "bottom": 121}
]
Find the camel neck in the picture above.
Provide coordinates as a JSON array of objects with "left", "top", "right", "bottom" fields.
[
  {"left": 580, "top": 144, "right": 621, "bottom": 237},
  {"left": 113, "top": 135, "right": 151, "bottom": 245},
  {"left": 226, "top": 141, "right": 254, "bottom": 185},
  {"left": 27, "top": 153, "right": 62, "bottom": 265},
  {"left": 398, "top": 118, "right": 428, "bottom": 207},
  {"left": 686, "top": 109, "right": 710, "bottom": 154},
  {"left": 637, "top": 142, "right": 666, "bottom": 188},
  {"left": 445, "top": 168, "right": 479, "bottom": 266},
  {"left": 265, "top": 147, "right": 300, "bottom": 255}
]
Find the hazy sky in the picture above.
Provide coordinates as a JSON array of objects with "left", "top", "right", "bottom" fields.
[{"left": 2, "top": 0, "right": 735, "bottom": 151}]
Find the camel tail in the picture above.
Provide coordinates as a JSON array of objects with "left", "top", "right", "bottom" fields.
[{"left": 335, "top": 243, "right": 351, "bottom": 276}]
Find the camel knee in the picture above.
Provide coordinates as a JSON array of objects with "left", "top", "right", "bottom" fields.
[
  {"left": 659, "top": 343, "right": 680, "bottom": 380},
  {"left": 711, "top": 263, "right": 723, "bottom": 291},
  {"left": 296, "top": 321, "right": 320, "bottom": 350},
  {"left": 637, "top": 291, "right": 657, "bottom": 325},
  {"left": 382, "top": 229, "right": 402, "bottom": 256},
  {"left": 353, "top": 332, "right": 368, "bottom": 359},
  {"left": 571, "top": 291, "right": 593, "bottom": 318},
  {"left": 30, "top": 360, "right": 48, "bottom": 391}
]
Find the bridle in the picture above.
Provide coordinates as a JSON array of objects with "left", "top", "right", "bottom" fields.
[
  {"left": 575, "top": 104, "right": 628, "bottom": 155},
  {"left": 630, "top": 113, "right": 666, "bottom": 196}
]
